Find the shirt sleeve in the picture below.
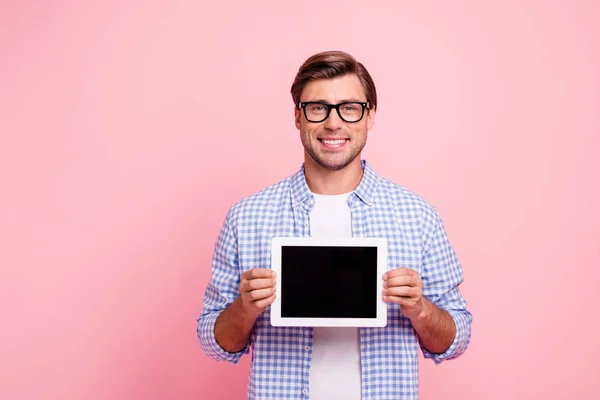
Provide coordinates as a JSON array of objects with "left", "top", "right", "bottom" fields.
[
  {"left": 197, "top": 209, "right": 250, "bottom": 364},
  {"left": 419, "top": 209, "right": 472, "bottom": 364}
]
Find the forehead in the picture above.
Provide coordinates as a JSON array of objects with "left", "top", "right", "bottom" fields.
[{"left": 300, "top": 74, "right": 366, "bottom": 103}]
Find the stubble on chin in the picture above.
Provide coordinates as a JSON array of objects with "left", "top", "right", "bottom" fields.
[
  {"left": 300, "top": 130, "right": 367, "bottom": 171},
  {"left": 303, "top": 143, "right": 362, "bottom": 171}
]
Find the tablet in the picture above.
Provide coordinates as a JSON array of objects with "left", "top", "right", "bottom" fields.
[{"left": 270, "top": 237, "right": 388, "bottom": 327}]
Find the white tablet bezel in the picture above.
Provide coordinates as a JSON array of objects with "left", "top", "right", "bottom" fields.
[{"left": 270, "top": 236, "right": 388, "bottom": 327}]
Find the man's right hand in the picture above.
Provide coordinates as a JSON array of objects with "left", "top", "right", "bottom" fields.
[
  {"left": 214, "top": 268, "right": 277, "bottom": 353},
  {"left": 238, "top": 268, "right": 277, "bottom": 318}
]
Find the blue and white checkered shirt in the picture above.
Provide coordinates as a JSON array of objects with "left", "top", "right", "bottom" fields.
[{"left": 198, "top": 160, "right": 472, "bottom": 399}]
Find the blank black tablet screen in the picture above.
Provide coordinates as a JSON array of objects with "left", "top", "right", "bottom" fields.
[{"left": 281, "top": 246, "right": 377, "bottom": 318}]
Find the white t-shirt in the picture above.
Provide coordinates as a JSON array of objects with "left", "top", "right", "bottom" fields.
[{"left": 308, "top": 192, "right": 361, "bottom": 400}]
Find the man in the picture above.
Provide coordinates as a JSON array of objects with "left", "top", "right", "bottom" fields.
[{"left": 198, "top": 51, "right": 472, "bottom": 399}]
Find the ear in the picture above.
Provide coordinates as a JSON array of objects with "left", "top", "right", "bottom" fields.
[
  {"left": 294, "top": 106, "right": 302, "bottom": 130},
  {"left": 367, "top": 107, "right": 376, "bottom": 130}
]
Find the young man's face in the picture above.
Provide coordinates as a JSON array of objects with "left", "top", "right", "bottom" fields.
[{"left": 295, "top": 74, "right": 375, "bottom": 171}]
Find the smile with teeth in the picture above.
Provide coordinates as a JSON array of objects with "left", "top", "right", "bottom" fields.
[
  {"left": 322, "top": 139, "right": 346, "bottom": 144},
  {"left": 319, "top": 138, "right": 348, "bottom": 149}
]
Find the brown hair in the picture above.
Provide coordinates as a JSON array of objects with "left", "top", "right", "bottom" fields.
[{"left": 290, "top": 51, "right": 377, "bottom": 111}]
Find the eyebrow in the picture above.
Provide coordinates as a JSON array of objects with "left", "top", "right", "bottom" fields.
[{"left": 303, "top": 98, "right": 367, "bottom": 104}]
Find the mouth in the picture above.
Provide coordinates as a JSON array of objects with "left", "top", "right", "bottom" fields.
[{"left": 318, "top": 138, "right": 349, "bottom": 150}]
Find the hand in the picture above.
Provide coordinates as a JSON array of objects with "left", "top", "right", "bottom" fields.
[
  {"left": 382, "top": 268, "right": 425, "bottom": 319},
  {"left": 238, "top": 268, "right": 277, "bottom": 318}
]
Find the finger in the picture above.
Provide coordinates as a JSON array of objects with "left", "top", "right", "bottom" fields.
[
  {"left": 241, "top": 278, "right": 276, "bottom": 293},
  {"left": 383, "top": 295, "right": 418, "bottom": 306},
  {"left": 254, "top": 294, "right": 276, "bottom": 309},
  {"left": 383, "top": 286, "right": 419, "bottom": 298},
  {"left": 383, "top": 268, "right": 417, "bottom": 279},
  {"left": 247, "top": 287, "right": 276, "bottom": 301},
  {"left": 384, "top": 275, "right": 420, "bottom": 288},
  {"left": 243, "top": 268, "right": 276, "bottom": 280}
]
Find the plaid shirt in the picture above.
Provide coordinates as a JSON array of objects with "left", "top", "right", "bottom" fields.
[{"left": 198, "top": 160, "right": 472, "bottom": 399}]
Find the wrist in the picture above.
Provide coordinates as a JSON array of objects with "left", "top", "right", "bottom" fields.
[
  {"left": 411, "top": 298, "right": 433, "bottom": 323},
  {"left": 236, "top": 297, "right": 260, "bottom": 323}
]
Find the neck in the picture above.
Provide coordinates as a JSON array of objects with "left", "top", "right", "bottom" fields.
[{"left": 304, "top": 154, "right": 364, "bottom": 195}]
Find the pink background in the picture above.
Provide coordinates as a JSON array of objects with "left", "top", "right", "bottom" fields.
[{"left": 1, "top": 1, "right": 599, "bottom": 399}]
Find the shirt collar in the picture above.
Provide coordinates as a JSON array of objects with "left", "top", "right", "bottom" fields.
[{"left": 290, "top": 159, "right": 379, "bottom": 208}]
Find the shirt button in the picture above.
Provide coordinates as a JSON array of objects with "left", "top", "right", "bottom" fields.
[
  {"left": 304, "top": 346, "right": 310, "bottom": 351},
  {"left": 304, "top": 223, "right": 309, "bottom": 228},
  {"left": 303, "top": 389, "right": 309, "bottom": 395}
]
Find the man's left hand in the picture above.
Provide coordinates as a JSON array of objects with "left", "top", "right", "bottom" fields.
[{"left": 383, "top": 268, "right": 425, "bottom": 320}]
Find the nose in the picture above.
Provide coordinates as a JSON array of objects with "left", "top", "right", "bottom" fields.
[{"left": 324, "top": 108, "right": 342, "bottom": 130}]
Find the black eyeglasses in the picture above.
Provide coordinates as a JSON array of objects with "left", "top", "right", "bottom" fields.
[{"left": 298, "top": 101, "right": 370, "bottom": 123}]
